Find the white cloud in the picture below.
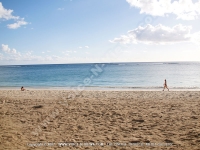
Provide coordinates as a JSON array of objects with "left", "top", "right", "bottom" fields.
[
  {"left": 57, "top": 8, "right": 65, "bottom": 11},
  {"left": 126, "top": 0, "right": 200, "bottom": 20},
  {"left": 191, "top": 31, "right": 200, "bottom": 45},
  {"left": 79, "top": 46, "right": 90, "bottom": 49},
  {"left": 62, "top": 50, "right": 75, "bottom": 53},
  {"left": 61, "top": 50, "right": 77, "bottom": 56},
  {"left": 7, "top": 19, "right": 28, "bottom": 29},
  {"left": 1, "top": 44, "right": 10, "bottom": 53},
  {"left": 110, "top": 35, "right": 132, "bottom": 44},
  {"left": 110, "top": 24, "right": 197, "bottom": 45},
  {"left": 0, "top": 2, "right": 28, "bottom": 29},
  {"left": 51, "top": 55, "right": 61, "bottom": 60},
  {"left": 0, "top": 2, "right": 19, "bottom": 20},
  {"left": 0, "top": 53, "right": 3, "bottom": 60},
  {"left": 1, "top": 44, "right": 19, "bottom": 54},
  {"left": 12, "top": 48, "right": 17, "bottom": 54}
]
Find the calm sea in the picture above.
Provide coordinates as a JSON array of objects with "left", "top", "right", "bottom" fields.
[{"left": 0, "top": 62, "right": 200, "bottom": 89}]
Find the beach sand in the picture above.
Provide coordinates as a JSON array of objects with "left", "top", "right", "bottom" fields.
[{"left": 0, "top": 90, "right": 200, "bottom": 149}]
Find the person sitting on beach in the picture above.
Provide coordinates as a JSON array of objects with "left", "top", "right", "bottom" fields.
[
  {"left": 163, "top": 79, "right": 169, "bottom": 91},
  {"left": 21, "top": 86, "right": 26, "bottom": 91}
]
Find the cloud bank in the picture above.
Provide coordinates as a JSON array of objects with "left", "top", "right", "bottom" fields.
[
  {"left": 110, "top": 24, "right": 199, "bottom": 44},
  {"left": 1, "top": 44, "right": 18, "bottom": 54},
  {"left": 0, "top": 2, "right": 28, "bottom": 29},
  {"left": 126, "top": 0, "right": 200, "bottom": 20},
  {"left": 1, "top": 44, "right": 49, "bottom": 61},
  {"left": 0, "top": 44, "right": 70, "bottom": 62}
]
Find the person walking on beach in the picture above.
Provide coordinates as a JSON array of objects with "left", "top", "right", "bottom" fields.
[{"left": 163, "top": 79, "right": 169, "bottom": 91}]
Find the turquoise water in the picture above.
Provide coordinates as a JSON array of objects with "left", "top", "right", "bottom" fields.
[{"left": 0, "top": 62, "right": 200, "bottom": 89}]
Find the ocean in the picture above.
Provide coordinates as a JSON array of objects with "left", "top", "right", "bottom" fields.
[{"left": 0, "top": 62, "right": 200, "bottom": 89}]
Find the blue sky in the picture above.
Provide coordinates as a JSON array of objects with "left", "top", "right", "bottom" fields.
[{"left": 0, "top": 0, "right": 200, "bottom": 65}]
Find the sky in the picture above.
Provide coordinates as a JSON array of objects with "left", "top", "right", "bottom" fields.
[{"left": 0, "top": 0, "right": 200, "bottom": 65}]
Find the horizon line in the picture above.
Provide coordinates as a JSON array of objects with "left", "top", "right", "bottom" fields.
[{"left": 0, "top": 61, "right": 200, "bottom": 66}]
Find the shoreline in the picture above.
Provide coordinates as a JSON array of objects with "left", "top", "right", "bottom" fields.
[{"left": 0, "top": 86, "right": 200, "bottom": 91}]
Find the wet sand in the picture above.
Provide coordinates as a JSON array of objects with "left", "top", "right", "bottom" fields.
[{"left": 0, "top": 90, "right": 200, "bottom": 149}]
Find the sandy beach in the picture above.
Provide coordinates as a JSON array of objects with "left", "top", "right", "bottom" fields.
[{"left": 0, "top": 90, "right": 200, "bottom": 149}]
